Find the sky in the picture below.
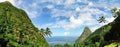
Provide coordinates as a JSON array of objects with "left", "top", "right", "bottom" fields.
[{"left": 0, "top": 0, "right": 120, "bottom": 36}]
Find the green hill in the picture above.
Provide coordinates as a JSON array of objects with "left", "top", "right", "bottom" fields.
[
  {"left": 81, "top": 8, "right": 120, "bottom": 47},
  {"left": 76, "top": 27, "right": 92, "bottom": 43},
  {"left": 83, "top": 23, "right": 112, "bottom": 47},
  {"left": 0, "top": 1, "right": 49, "bottom": 47}
]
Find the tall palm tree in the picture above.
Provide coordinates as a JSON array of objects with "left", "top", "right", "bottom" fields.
[
  {"left": 98, "top": 16, "right": 106, "bottom": 23},
  {"left": 97, "top": 16, "right": 106, "bottom": 44},
  {"left": 45, "top": 27, "right": 52, "bottom": 37}
]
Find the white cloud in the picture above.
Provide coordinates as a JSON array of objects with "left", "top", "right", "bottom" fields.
[
  {"left": 88, "top": 2, "right": 93, "bottom": 6},
  {"left": 55, "top": 0, "right": 64, "bottom": 5},
  {"left": 91, "top": 25, "right": 100, "bottom": 32},
  {"left": 40, "top": 20, "right": 68, "bottom": 29},
  {"left": 75, "top": 7, "right": 80, "bottom": 12},
  {"left": 64, "top": 31, "right": 70, "bottom": 36},
  {"left": 77, "top": 0, "right": 81, "bottom": 2},
  {"left": 47, "top": 5, "right": 54, "bottom": 9},
  {"left": 63, "top": 16, "right": 83, "bottom": 30},
  {"left": 27, "top": 11, "right": 38, "bottom": 18},
  {"left": 16, "top": 0, "right": 42, "bottom": 19},
  {"left": 16, "top": 0, "right": 23, "bottom": 6},
  {"left": 51, "top": 9, "right": 73, "bottom": 18},
  {"left": 30, "top": 2, "right": 38, "bottom": 8},
  {"left": 106, "top": 17, "right": 115, "bottom": 22}
]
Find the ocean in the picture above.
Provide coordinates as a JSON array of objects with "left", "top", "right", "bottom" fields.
[{"left": 45, "top": 36, "right": 78, "bottom": 47}]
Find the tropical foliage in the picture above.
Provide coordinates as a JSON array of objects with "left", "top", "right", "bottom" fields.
[
  {"left": 0, "top": 1, "right": 50, "bottom": 47},
  {"left": 40, "top": 27, "right": 52, "bottom": 37}
]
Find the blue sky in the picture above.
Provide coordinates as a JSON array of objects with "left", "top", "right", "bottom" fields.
[{"left": 0, "top": 0, "right": 120, "bottom": 36}]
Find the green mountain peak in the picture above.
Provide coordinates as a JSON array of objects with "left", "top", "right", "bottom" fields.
[{"left": 76, "top": 26, "right": 92, "bottom": 43}]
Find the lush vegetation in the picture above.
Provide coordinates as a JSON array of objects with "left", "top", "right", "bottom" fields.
[
  {"left": 104, "top": 42, "right": 120, "bottom": 47},
  {"left": 0, "top": 1, "right": 50, "bottom": 47},
  {"left": 54, "top": 43, "right": 75, "bottom": 47}
]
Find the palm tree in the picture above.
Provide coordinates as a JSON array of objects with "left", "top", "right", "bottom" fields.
[
  {"left": 111, "top": 8, "right": 118, "bottom": 18},
  {"left": 40, "top": 27, "right": 52, "bottom": 37},
  {"left": 97, "top": 16, "right": 106, "bottom": 23},
  {"left": 97, "top": 16, "right": 106, "bottom": 44},
  {"left": 40, "top": 28, "right": 45, "bottom": 36},
  {"left": 45, "top": 27, "right": 52, "bottom": 37}
]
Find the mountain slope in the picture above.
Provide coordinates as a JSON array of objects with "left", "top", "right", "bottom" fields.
[
  {"left": 76, "top": 27, "right": 92, "bottom": 43},
  {"left": 83, "top": 8, "right": 120, "bottom": 47},
  {"left": 0, "top": 1, "right": 49, "bottom": 47}
]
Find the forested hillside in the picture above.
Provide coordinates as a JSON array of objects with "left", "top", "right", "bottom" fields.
[{"left": 0, "top": 1, "right": 50, "bottom": 47}]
